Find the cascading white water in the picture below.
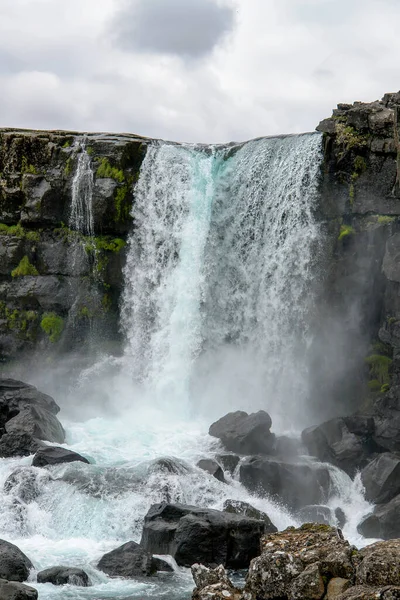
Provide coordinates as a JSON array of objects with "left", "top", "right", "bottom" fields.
[
  {"left": 70, "top": 140, "right": 94, "bottom": 236},
  {"left": 0, "top": 133, "right": 378, "bottom": 600}
]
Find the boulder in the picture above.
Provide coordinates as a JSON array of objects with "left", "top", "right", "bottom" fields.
[
  {"left": 37, "top": 566, "right": 91, "bottom": 586},
  {"left": 0, "top": 539, "right": 33, "bottom": 582},
  {"left": 196, "top": 459, "right": 225, "bottom": 483},
  {"left": 0, "top": 579, "right": 38, "bottom": 599},
  {"left": 4, "top": 467, "right": 50, "bottom": 503},
  {"left": 97, "top": 541, "right": 172, "bottom": 578},
  {"left": 296, "top": 504, "right": 334, "bottom": 526},
  {"left": 326, "top": 577, "right": 352, "bottom": 599},
  {"left": 32, "top": 446, "right": 89, "bottom": 468},
  {"left": 371, "top": 388, "right": 400, "bottom": 453},
  {"left": 244, "top": 524, "right": 357, "bottom": 600},
  {"left": 209, "top": 410, "right": 275, "bottom": 455},
  {"left": 302, "top": 416, "right": 377, "bottom": 476},
  {"left": 147, "top": 457, "right": 190, "bottom": 476},
  {"left": 336, "top": 586, "right": 400, "bottom": 600},
  {"left": 358, "top": 494, "right": 400, "bottom": 539},
  {"left": 191, "top": 564, "right": 241, "bottom": 600},
  {"left": 140, "top": 502, "right": 265, "bottom": 569},
  {"left": 361, "top": 453, "right": 400, "bottom": 504},
  {"left": 215, "top": 454, "right": 240, "bottom": 474},
  {"left": 222, "top": 499, "right": 277, "bottom": 532},
  {"left": 239, "top": 456, "right": 331, "bottom": 510},
  {"left": 0, "top": 379, "right": 65, "bottom": 457},
  {"left": 335, "top": 507, "right": 347, "bottom": 529},
  {"left": 356, "top": 540, "right": 400, "bottom": 587},
  {"left": 274, "top": 435, "right": 302, "bottom": 458}
]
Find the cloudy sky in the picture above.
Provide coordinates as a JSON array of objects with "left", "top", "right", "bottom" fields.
[{"left": 1, "top": 0, "right": 400, "bottom": 143}]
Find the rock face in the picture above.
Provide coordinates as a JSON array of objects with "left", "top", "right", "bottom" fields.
[
  {"left": 209, "top": 411, "right": 275, "bottom": 455},
  {"left": 0, "top": 539, "right": 33, "bottom": 582},
  {"left": 0, "top": 128, "right": 146, "bottom": 360},
  {"left": 37, "top": 566, "right": 91, "bottom": 586},
  {"left": 0, "top": 378, "right": 64, "bottom": 457},
  {"left": 222, "top": 499, "right": 277, "bottom": 532},
  {"left": 239, "top": 455, "right": 331, "bottom": 510},
  {"left": 358, "top": 494, "right": 400, "bottom": 539},
  {"left": 97, "top": 541, "right": 172, "bottom": 578},
  {"left": 361, "top": 453, "right": 400, "bottom": 503},
  {"left": 0, "top": 579, "right": 38, "bottom": 600},
  {"left": 140, "top": 502, "right": 265, "bottom": 569},
  {"left": 356, "top": 540, "right": 400, "bottom": 587},
  {"left": 191, "top": 564, "right": 241, "bottom": 600},
  {"left": 32, "top": 446, "right": 89, "bottom": 468},
  {"left": 196, "top": 459, "right": 225, "bottom": 483}
]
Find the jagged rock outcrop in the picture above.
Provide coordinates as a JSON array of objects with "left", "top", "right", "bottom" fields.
[
  {"left": 0, "top": 378, "right": 64, "bottom": 457},
  {"left": 0, "top": 128, "right": 146, "bottom": 360},
  {"left": 209, "top": 411, "right": 275, "bottom": 455},
  {"left": 140, "top": 502, "right": 266, "bottom": 569}
]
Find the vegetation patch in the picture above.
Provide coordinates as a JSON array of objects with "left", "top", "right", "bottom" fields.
[
  {"left": 335, "top": 123, "right": 369, "bottom": 153},
  {"left": 40, "top": 313, "right": 64, "bottom": 343},
  {"left": 11, "top": 256, "right": 39, "bottom": 277},
  {"left": 365, "top": 354, "right": 392, "bottom": 386},
  {"left": 338, "top": 224, "right": 355, "bottom": 241},
  {"left": 0, "top": 223, "right": 40, "bottom": 242},
  {"left": 21, "top": 156, "right": 38, "bottom": 175},
  {"left": 0, "top": 303, "right": 39, "bottom": 340},
  {"left": 96, "top": 158, "right": 125, "bottom": 183},
  {"left": 377, "top": 215, "right": 396, "bottom": 225}
]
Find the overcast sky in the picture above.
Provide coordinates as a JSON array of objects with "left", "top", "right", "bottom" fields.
[{"left": 1, "top": 0, "right": 400, "bottom": 143}]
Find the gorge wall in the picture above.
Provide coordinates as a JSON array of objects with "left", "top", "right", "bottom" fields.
[{"left": 1, "top": 92, "right": 400, "bottom": 420}]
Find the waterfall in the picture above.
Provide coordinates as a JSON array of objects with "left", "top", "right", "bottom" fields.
[
  {"left": 122, "top": 134, "right": 324, "bottom": 426},
  {"left": 70, "top": 140, "right": 94, "bottom": 236}
]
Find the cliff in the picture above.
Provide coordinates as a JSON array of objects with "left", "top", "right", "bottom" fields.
[{"left": 0, "top": 129, "right": 146, "bottom": 360}]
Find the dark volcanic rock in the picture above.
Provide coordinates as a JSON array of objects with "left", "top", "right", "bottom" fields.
[
  {"left": 361, "top": 453, "right": 400, "bottom": 504},
  {"left": 97, "top": 541, "right": 172, "bottom": 578},
  {"left": 0, "top": 539, "right": 33, "bottom": 582},
  {"left": 358, "top": 494, "right": 400, "bottom": 539},
  {"left": 140, "top": 502, "right": 265, "bottom": 569},
  {"left": 215, "top": 454, "right": 240, "bottom": 474},
  {"left": 32, "top": 446, "right": 89, "bottom": 468},
  {"left": 239, "top": 455, "right": 331, "bottom": 510},
  {"left": 222, "top": 499, "right": 277, "bottom": 532},
  {"left": 37, "top": 566, "right": 91, "bottom": 586},
  {"left": 209, "top": 410, "right": 275, "bottom": 455},
  {"left": 196, "top": 459, "right": 225, "bottom": 483},
  {"left": 0, "top": 579, "right": 38, "bottom": 599},
  {"left": 0, "top": 379, "right": 65, "bottom": 457}
]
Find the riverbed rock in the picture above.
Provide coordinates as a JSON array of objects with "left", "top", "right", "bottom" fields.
[
  {"left": 97, "top": 540, "right": 172, "bottom": 578},
  {"left": 32, "top": 446, "right": 89, "bottom": 467},
  {"left": 361, "top": 453, "right": 400, "bottom": 504},
  {"left": 37, "top": 566, "right": 91, "bottom": 586},
  {"left": 0, "top": 579, "right": 38, "bottom": 599},
  {"left": 209, "top": 410, "right": 275, "bottom": 455},
  {"left": 215, "top": 454, "right": 240, "bottom": 474},
  {"left": 358, "top": 494, "right": 400, "bottom": 539},
  {"left": 140, "top": 502, "right": 265, "bottom": 568},
  {"left": 0, "top": 379, "right": 65, "bottom": 457},
  {"left": 222, "top": 499, "right": 277, "bottom": 532},
  {"left": 196, "top": 459, "right": 225, "bottom": 483},
  {"left": 243, "top": 524, "right": 357, "bottom": 600},
  {"left": 239, "top": 455, "right": 331, "bottom": 510},
  {"left": 356, "top": 540, "right": 400, "bottom": 587},
  {"left": 4, "top": 467, "right": 50, "bottom": 503},
  {"left": 191, "top": 564, "right": 241, "bottom": 600},
  {"left": 0, "top": 539, "right": 33, "bottom": 582},
  {"left": 296, "top": 504, "right": 334, "bottom": 526}
]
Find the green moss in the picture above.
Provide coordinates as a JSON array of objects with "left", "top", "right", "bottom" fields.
[
  {"left": 0, "top": 223, "right": 25, "bottom": 237},
  {"left": 354, "top": 155, "right": 367, "bottom": 173},
  {"left": 381, "top": 383, "right": 390, "bottom": 393},
  {"left": 85, "top": 236, "right": 126, "bottom": 254},
  {"left": 78, "top": 306, "right": 93, "bottom": 318},
  {"left": 338, "top": 225, "right": 355, "bottom": 241},
  {"left": 377, "top": 215, "right": 396, "bottom": 225},
  {"left": 11, "top": 256, "right": 39, "bottom": 277},
  {"left": 349, "top": 183, "right": 355, "bottom": 206},
  {"left": 64, "top": 157, "right": 73, "bottom": 177},
  {"left": 388, "top": 317, "right": 398, "bottom": 325},
  {"left": 365, "top": 354, "right": 392, "bottom": 385},
  {"left": 0, "top": 305, "right": 39, "bottom": 339},
  {"left": 336, "top": 123, "right": 369, "bottom": 152},
  {"left": 96, "top": 158, "right": 125, "bottom": 183},
  {"left": 114, "top": 185, "right": 131, "bottom": 222},
  {"left": 102, "top": 293, "right": 112, "bottom": 312},
  {"left": 21, "top": 156, "right": 38, "bottom": 175},
  {"left": 368, "top": 379, "right": 381, "bottom": 392},
  {"left": 40, "top": 313, "right": 64, "bottom": 343},
  {"left": 62, "top": 140, "right": 71, "bottom": 148},
  {"left": 86, "top": 146, "right": 94, "bottom": 156}
]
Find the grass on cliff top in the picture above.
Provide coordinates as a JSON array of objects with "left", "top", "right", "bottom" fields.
[{"left": 11, "top": 256, "right": 39, "bottom": 277}]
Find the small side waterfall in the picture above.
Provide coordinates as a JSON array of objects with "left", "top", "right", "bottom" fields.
[{"left": 70, "top": 140, "right": 94, "bottom": 236}]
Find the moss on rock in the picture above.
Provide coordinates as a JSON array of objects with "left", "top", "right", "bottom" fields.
[
  {"left": 11, "top": 256, "right": 39, "bottom": 277},
  {"left": 40, "top": 313, "right": 64, "bottom": 343}
]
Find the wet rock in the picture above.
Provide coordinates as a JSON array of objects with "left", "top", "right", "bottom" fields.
[
  {"left": 141, "top": 502, "right": 265, "bottom": 569},
  {"left": 336, "top": 585, "right": 400, "bottom": 600},
  {"left": 147, "top": 457, "right": 190, "bottom": 475},
  {"left": 0, "top": 579, "right": 38, "bottom": 599},
  {"left": 302, "top": 416, "right": 376, "bottom": 477},
  {"left": 335, "top": 507, "right": 347, "bottom": 529},
  {"left": 244, "top": 524, "right": 357, "bottom": 600},
  {"left": 0, "top": 539, "right": 33, "bottom": 582},
  {"left": 191, "top": 564, "right": 241, "bottom": 600},
  {"left": 326, "top": 577, "right": 352, "bottom": 599},
  {"left": 274, "top": 435, "right": 302, "bottom": 458},
  {"left": 222, "top": 499, "right": 277, "bottom": 532},
  {"left": 239, "top": 455, "right": 331, "bottom": 510},
  {"left": 32, "top": 446, "right": 89, "bottom": 468},
  {"left": 215, "top": 454, "right": 240, "bottom": 474},
  {"left": 361, "top": 453, "right": 400, "bottom": 504},
  {"left": 296, "top": 504, "right": 334, "bottom": 526},
  {"left": 358, "top": 494, "right": 400, "bottom": 539},
  {"left": 5, "top": 405, "right": 65, "bottom": 444},
  {"left": 4, "top": 467, "right": 50, "bottom": 503},
  {"left": 209, "top": 410, "right": 275, "bottom": 455},
  {"left": 356, "top": 540, "right": 400, "bottom": 587},
  {"left": 57, "top": 463, "right": 140, "bottom": 498},
  {"left": 196, "top": 459, "right": 225, "bottom": 483},
  {"left": 371, "top": 388, "right": 400, "bottom": 453},
  {"left": 37, "top": 566, "right": 91, "bottom": 586},
  {"left": 97, "top": 540, "right": 172, "bottom": 578},
  {"left": 0, "top": 433, "right": 42, "bottom": 458}
]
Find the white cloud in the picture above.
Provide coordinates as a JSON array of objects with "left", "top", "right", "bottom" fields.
[{"left": 0, "top": 0, "right": 400, "bottom": 142}]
